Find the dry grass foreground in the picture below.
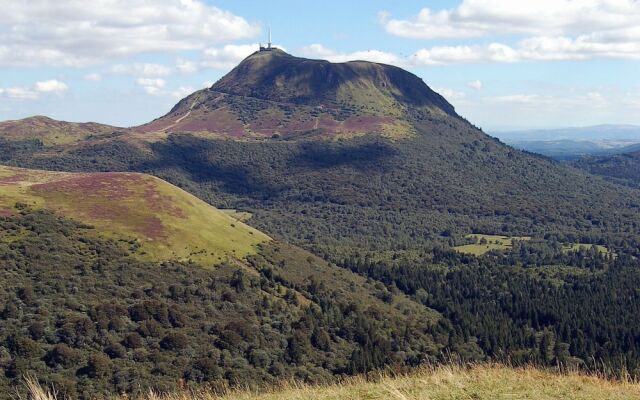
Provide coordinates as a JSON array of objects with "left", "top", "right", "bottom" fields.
[{"left": 23, "top": 364, "right": 640, "bottom": 400}]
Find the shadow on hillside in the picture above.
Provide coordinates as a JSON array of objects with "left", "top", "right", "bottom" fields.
[
  {"left": 143, "top": 136, "right": 290, "bottom": 199},
  {"left": 291, "top": 140, "right": 397, "bottom": 170}
]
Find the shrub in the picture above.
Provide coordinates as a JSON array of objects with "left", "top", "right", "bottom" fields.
[
  {"left": 160, "top": 332, "right": 188, "bottom": 351},
  {"left": 85, "top": 353, "right": 111, "bottom": 378},
  {"left": 104, "top": 342, "right": 127, "bottom": 359},
  {"left": 122, "top": 332, "right": 144, "bottom": 349},
  {"left": 44, "top": 343, "right": 78, "bottom": 368}
]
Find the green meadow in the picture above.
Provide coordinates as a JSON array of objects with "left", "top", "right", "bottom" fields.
[
  {"left": 0, "top": 166, "right": 270, "bottom": 265},
  {"left": 453, "top": 234, "right": 531, "bottom": 256}
]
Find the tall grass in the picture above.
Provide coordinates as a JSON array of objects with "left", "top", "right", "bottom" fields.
[
  {"left": 19, "top": 376, "right": 61, "bottom": 400},
  {"left": 22, "top": 363, "right": 640, "bottom": 400}
]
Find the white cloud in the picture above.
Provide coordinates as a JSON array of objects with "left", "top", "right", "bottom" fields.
[
  {"left": 434, "top": 87, "right": 466, "bottom": 101},
  {"left": 134, "top": 78, "right": 194, "bottom": 98},
  {"left": 201, "top": 44, "right": 260, "bottom": 69},
  {"left": 409, "top": 37, "right": 640, "bottom": 65},
  {"left": 622, "top": 93, "right": 640, "bottom": 109},
  {"left": 111, "top": 63, "right": 173, "bottom": 77},
  {"left": 410, "top": 43, "right": 522, "bottom": 65},
  {"left": 136, "top": 78, "right": 166, "bottom": 95},
  {"left": 84, "top": 73, "right": 102, "bottom": 81},
  {"left": 382, "top": 1, "right": 640, "bottom": 63},
  {"left": 35, "top": 79, "right": 68, "bottom": 94},
  {"left": 484, "top": 91, "right": 610, "bottom": 110},
  {"left": 468, "top": 80, "right": 482, "bottom": 90},
  {"left": 169, "top": 86, "right": 195, "bottom": 98},
  {"left": 4, "top": 87, "right": 39, "bottom": 100},
  {"left": 486, "top": 94, "right": 541, "bottom": 105},
  {"left": 461, "top": 89, "right": 640, "bottom": 129},
  {"left": 176, "top": 59, "right": 197, "bottom": 74},
  {"left": 0, "top": 0, "right": 259, "bottom": 67},
  {"left": 0, "top": 79, "right": 68, "bottom": 100},
  {"left": 381, "top": 1, "right": 640, "bottom": 39},
  {"left": 110, "top": 59, "right": 207, "bottom": 77},
  {"left": 300, "top": 44, "right": 403, "bottom": 66}
]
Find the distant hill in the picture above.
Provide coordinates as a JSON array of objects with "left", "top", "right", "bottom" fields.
[
  {"left": 494, "top": 125, "right": 640, "bottom": 160},
  {"left": 0, "top": 165, "right": 269, "bottom": 264},
  {"left": 574, "top": 150, "right": 640, "bottom": 186},
  {"left": 494, "top": 124, "right": 640, "bottom": 142},
  {"left": 506, "top": 139, "right": 640, "bottom": 160},
  {"left": 0, "top": 116, "right": 122, "bottom": 146}
]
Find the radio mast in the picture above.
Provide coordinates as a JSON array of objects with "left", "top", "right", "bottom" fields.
[{"left": 260, "top": 26, "right": 273, "bottom": 52}]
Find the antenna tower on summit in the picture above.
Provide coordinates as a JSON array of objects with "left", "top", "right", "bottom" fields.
[{"left": 260, "top": 26, "right": 273, "bottom": 51}]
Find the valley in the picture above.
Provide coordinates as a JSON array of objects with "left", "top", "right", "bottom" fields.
[{"left": 1, "top": 49, "right": 640, "bottom": 399}]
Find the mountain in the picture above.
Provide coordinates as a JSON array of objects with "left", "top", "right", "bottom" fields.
[
  {"left": 506, "top": 139, "right": 640, "bottom": 160},
  {"left": 494, "top": 124, "right": 640, "bottom": 142},
  {"left": 139, "top": 49, "right": 455, "bottom": 139},
  {"left": 574, "top": 150, "right": 640, "bottom": 186},
  {"left": 494, "top": 125, "right": 640, "bottom": 160},
  {"left": 0, "top": 116, "right": 122, "bottom": 146},
  {"left": 3, "top": 50, "right": 640, "bottom": 397},
  {"left": 0, "top": 165, "right": 268, "bottom": 264},
  {"left": 4, "top": 50, "right": 640, "bottom": 266}
]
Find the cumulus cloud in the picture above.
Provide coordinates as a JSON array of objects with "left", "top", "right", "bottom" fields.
[
  {"left": 409, "top": 37, "right": 640, "bottom": 65},
  {"left": 136, "top": 78, "right": 166, "bottom": 95},
  {"left": 434, "top": 87, "right": 466, "bottom": 101},
  {"left": 134, "top": 78, "right": 193, "bottom": 98},
  {"left": 381, "top": 1, "right": 640, "bottom": 39},
  {"left": 300, "top": 44, "right": 403, "bottom": 66},
  {"left": 0, "top": 0, "right": 259, "bottom": 67},
  {"left": 381, "top": 1, "right": 640, "bottom": 63},
  {"left": 84, "top": 73, "right": 102, "bottom": 81},
  {"left": 35, "top": 79, "right": 68, "bottom": 93},
  {"left": 485, "top": 94, "right": 542, "bottom": 105},
  {"left": 296, "top": 43, "right": 525, "bottom": 68},
  {"left": 169, "top": 86, "right": 196, "bottom": 99},
  {"left": 111, "top": 63, "right": 173, "bottom": 77},
  {"left": 468, "top": 80, "right": 482, "bottom": 90},
  {"left": 176, "top": 59, "right": 197, "bottom": 74},
  {"left": 484, "top": 92, "right": 610, "bottom": 110},
  {"left": 0, "top": 79, "right": 69, "bottom": 100},
  {"left": 3, "top": 87, "right": 40, "bottom": 100},
  {"left": 461, "top": 89, "right": 636, "bottom": 129},
  {"left": 201, "top": 44, "right": 261, "bottom": 69}
]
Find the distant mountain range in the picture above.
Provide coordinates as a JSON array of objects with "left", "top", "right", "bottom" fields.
[{"left": 492, "top": 125, "right": 640, "bottom": 160}]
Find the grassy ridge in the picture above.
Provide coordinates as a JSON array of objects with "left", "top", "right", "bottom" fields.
[
  {"left": 27, "top": 364, "right": 640, "bottom": 400},
  {"left": 0, "top": 115, "right": 119, "bottom": 146},
  {"left": 0, "top": 165, "right": 269, "bottom": 264}
]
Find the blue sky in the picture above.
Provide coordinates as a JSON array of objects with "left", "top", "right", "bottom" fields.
[{"left": 1, "top": 0, "right": 639, "bottom": 131}]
